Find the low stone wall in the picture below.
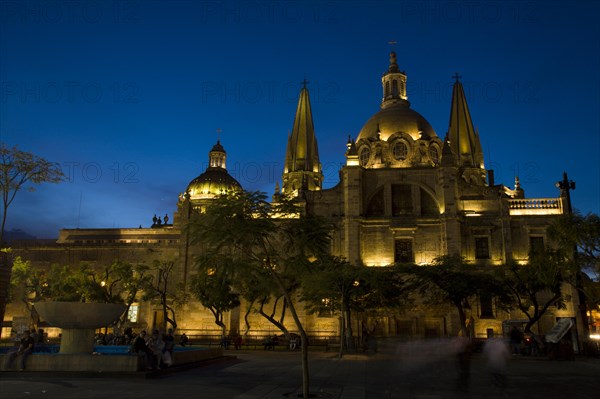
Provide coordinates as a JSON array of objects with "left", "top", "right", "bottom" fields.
[
  {"left": 0, "top": 347, "right": 224, "bottom": 372},
  {"left": 0, "top": 353, "right": 142, "bottom": 372}
]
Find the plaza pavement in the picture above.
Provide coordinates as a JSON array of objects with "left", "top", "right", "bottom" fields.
[{"left": 1, "top": 338, "right": 599, "bottom": 399}]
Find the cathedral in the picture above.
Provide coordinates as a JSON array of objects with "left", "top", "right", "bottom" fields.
[{"left": 5, "top": 52, "right": 581, "bottom": 347}]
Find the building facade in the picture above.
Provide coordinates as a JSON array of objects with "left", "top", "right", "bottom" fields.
[{"left": 5, "top": 53, "right": 580, "bottom": 346}]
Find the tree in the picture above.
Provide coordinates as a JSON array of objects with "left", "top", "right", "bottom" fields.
[
  {"left": 9, "top": 256, "right": 50, "bottom": 325},
  {"left": 300, "top": 256, "right": 409, "bottom": 356},
  {"left": 189, "top": 191, "right": 332, "bottom": 399},
  {"left": 190, "top": 258, "right": 240, "bottom": 336},
  {"left": 143, "top": 260, "right": 188, "bottom": 332},
  {"left": 399, "top": 255, "right": 508, "bottom": 337},
  {"left": 0, "top": 143, "right": 64, "bottom": 338},
  {"left": 497, "top": 250, "right": 569, "bottom": 334},
  {"left": 0, "top": 143, "right": 64, "bottom": 244},
  {"left": 548, "top": 212, "right": 600, "bottom": 337},
  {"left": 549, "top": 212, "right": 599, "bottom": 276}
]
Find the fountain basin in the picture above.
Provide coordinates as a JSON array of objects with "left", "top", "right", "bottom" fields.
[
  {"left": 34, "top": 302, "right": 127, "bottom": 329},
  {"left": 33, "top": 302, "right": 127, "bottom": 354}
]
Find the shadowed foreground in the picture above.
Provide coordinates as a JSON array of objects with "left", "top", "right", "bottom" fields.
[{"left": 1, "top": 338, "right": 599, "bottom": 399}]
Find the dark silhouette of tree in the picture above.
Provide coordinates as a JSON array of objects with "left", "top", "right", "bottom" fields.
[
  {"left": 190, "top": 261, "right": 240, "bottom": 337},
  {"left": 143, "top": 260, "right": 188, "bottom": 332},
  {"left": 400, "top": 255, "right": 508, "bottom": 337},
  {"left": 497, "top": 250, "right": 568, "bottom": 334},
  {"left": 548, "top": 212, "right": 600, "bottom": 337},
  {"left": 0, "top": 143, "right": 64, "bottom": 244},
  {"left": 189, "top": 190, "right": 332, "bottom": 399},
  {"left": 0, "top": 143, "right": 64, "bottom": 338}
]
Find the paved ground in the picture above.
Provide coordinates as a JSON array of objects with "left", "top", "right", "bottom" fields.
[{"left": 1, "top": 338, "right": 599, "bottom": 399}]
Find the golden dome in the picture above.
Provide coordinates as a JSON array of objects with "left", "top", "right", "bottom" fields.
[
  {"left": 187, "top": 168, "right": 241, "bottom": 199},
  {"left": 186, "top": 140, "right": 241, "bottom": 200},
  {"left": 357, "top": 103, "right": 438, "bottom": 142}
]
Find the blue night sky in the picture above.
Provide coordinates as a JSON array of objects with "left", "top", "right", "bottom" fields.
[{"left": 1, "top": 1, "right": 599, "bottom": 238}]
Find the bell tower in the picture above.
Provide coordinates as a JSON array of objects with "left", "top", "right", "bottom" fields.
[{"left": 282, "top": 81, "right": 323, "bottom": 195}]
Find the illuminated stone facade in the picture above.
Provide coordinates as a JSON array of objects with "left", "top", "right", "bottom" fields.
[{"left": 5, "top": 52, "right": 580, "bottom": 346}]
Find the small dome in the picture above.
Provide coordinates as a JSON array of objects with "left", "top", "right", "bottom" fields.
[
  {"left": 358, "top": 103, "right": 437, "bottom": 142},
  {"left": 211, "top": 141, "right": 226, "bottom": 153},
  {"left": 187, "top": 168, "right": 241, "bottom": 199},
  {"left": 185, "top": 140, "right": 241, "bottom": 200}
]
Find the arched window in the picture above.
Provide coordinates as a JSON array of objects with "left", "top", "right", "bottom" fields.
[
  {"left": 359, "top": 147, "right": 371, "bottom": 167},
  {"left": 429, "top": 146, "right": 439, "bottom": 164}
]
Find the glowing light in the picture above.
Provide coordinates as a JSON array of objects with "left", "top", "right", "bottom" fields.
[{"left": 590, "top": 334, "right": 600, "bottom": 340}]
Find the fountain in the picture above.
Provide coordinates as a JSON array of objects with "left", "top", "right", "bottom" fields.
[
  {"left": 34, "top": 301, "right": 126, "bottom": 354},
  {"left": 0, "top": 301, "right": 224, "bottom": 372}
]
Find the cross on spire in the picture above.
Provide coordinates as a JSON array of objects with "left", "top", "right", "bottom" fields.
[
  {"left": 301, "top": 78, "right": 309, "bottom": 88},
  {"left": 388, "top": 40, "right": 397, "bottom": 47},
  {"left": 452, "top": 72, "right": 462, "bottom": 82},
  {"left": 216, "top": 128, "right": 222, "bottom": 141}
]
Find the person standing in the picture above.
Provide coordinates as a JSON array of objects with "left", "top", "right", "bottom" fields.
[
  {"left": 483, "top": 337, "right": 511, "bottom": 388},
  {"left": 509, "top": 326, "right": 523, "bottom": 355}
]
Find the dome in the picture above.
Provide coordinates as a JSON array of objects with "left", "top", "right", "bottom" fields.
[
  {"left": 357, "top": 103, "right": 438, "bottom": 142},
  {"left": 186, "top": 167, "right": 241, "bottom": 199},
  {"left": 185, "top": 140, "right": 241, "bottom": 200}
]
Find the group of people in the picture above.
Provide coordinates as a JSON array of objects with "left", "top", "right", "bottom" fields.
[{"left": 131, "top": 329, "right": 176, "bottom": 370}]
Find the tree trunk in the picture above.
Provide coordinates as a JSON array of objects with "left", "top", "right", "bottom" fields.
[
  {"left": 271, "top": 271, "right": 310, "bottom": 399},
  {"left": 259, "top": 299, "right": 290, "bottom": 338},
  {"left": 243, "top": 302, "right": 253, "bottom": 336}
]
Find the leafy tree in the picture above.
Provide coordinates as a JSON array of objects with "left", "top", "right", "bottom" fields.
[
  {"left": 548, "top": 212, "right": 600, "bottom": 336},
  {"left": 497, "top": 250, "right": 569, "bottom": 334},
  {"left": 142, "top": 260, "right": 188, "bottom": 332},
  {"left": 190, "top": 258, "right": 240, "bottom": 336},
  {"left": 399, "top": 255, "right": 508, "bottom": 337},
  {"left": 0, "top": 143, "right": 64, "bottom": 337},
  {"left": 0, "top": 143, "right": 64, "bottom": 244},
  {"left": 300, "top": 256, "right": 409, "bottom": 356},
  {"left": 189, "top": 191, "right": 332, "bottom": 399},
  {"left": 9, "top": 256, "right": 49, "bottom": 325},
  {"left": 549, "top": 212, "right": 600, "bottom": 276}
]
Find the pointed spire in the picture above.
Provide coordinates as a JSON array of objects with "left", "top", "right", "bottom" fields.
[
  {"left": 282, "top": 84, "right": 323, "bottom": 193},
  {"left": 345, "top": 136, "right": 359, "bottom": 166},
  {"left": 447, "top": 75, "right": 484, "bottom": 169},
  {"left": 346, "top": 135, "right": 358, "bottom": 156},
  {"left": 441, "top": 134, "right": 456, "bottom": 166}
]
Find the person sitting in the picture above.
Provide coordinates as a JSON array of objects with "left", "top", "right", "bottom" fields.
[
  {"left": 289, "top": 336, "right": 298, "bottom": 351},
  {"left": 179, "top": 333, "right": 189, "bottom": 347},
  {"left": 5, "top": 330, "right": 35, "bottom": 371},
  {"left": 147, "top": 330, "right": 165, "bottom": 370},
  {"left": 131, "top": 331, "right": 154, "bottom": 369}
]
